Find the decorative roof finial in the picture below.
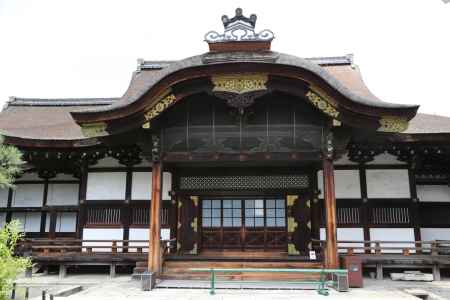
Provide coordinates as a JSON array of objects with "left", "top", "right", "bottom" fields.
[{"left": 205, "top": 8, "right": 274, "bottom": 48}]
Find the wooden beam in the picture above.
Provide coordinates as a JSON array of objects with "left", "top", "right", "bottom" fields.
[
  {"left": 148, "top": 162, "right": 162, "bottom": 273},
  {"left": 323, "top": 158, "right": 338, "bottom": 269}
]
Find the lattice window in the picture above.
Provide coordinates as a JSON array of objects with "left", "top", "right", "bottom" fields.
[
  {"left": 371, "top": 207, "right": 410, "bottom": 225},
  {"left": 86, "top": 207, "right": 121, "bottom": 225},
  {"left": 337, "top": 207, "right": 360, "bottom": 225},
  {"left": 180, "top": 175, "right": 309, "bottom": 191}
]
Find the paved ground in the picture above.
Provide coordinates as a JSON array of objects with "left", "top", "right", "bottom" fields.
[{"left": 14, "top": 274, "right": 450, "bottom": 300}]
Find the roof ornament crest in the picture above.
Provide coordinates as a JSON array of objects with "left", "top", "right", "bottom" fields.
[{"left": 205, "top": 8, "right": 274, "bottom": 44}]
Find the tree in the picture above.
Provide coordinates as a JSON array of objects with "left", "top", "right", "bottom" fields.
[
  {"left": 0, "top": 136, "right": 24, "bottom": 188},
  {"left": 0, "top": 221, "right": 31, "bottom": 300},
  {"left": 0, "top": 138, "right": 29, "bottom": 300}
]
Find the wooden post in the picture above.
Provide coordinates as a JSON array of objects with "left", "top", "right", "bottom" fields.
[
  {"left": 148, "top": 162, "right": 162, "bottom": 274},
  {"left": 323, "top": 157, "right": 338, "bottom": 269}
]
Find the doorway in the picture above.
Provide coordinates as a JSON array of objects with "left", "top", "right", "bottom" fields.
[{"left": 200, "top": 198, "right": 287, "bottom": 250}]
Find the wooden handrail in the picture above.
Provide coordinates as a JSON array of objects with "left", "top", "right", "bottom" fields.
[{"left": 311, "top": 239, "right": 450, "bottom": 256}]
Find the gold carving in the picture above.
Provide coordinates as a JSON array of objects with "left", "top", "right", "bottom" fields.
[
  {"left": 307, "top": 220, "right": 311, "bottom": 230},
  {"left": 287, "top": 195, "right": 298, "bottom": 207},
  {"left": 212, "top": 74, "right": 268, "bottom": 94},
  {"left": 189, "top": 243, "right": 198, "bottom": 255},
  {"left": 306, "top": 199, "right": 311, "bottom": 208},
  {"left": 190, "top": 196, "right": 199, "bottom": 207},
  {"left": 287, "top": 217, "right": 298, "bottom": 233},
  {"left": 306, "top": 90, "right": 339, "bottom": 118},
  {"left": 378, "top": 116, "right": 409, "bottom": 132},
  {"left": 81, "top": 122, "right": 107, "bottom": 138},
  {"left": 144, "top": 92, "right": 177, "bottom": 122},
  {"left": 191, "top": 217, "right": 198, "bottom": 232},
  {"left": 288, "top": 243, "right": 300, "bottom": 255}
]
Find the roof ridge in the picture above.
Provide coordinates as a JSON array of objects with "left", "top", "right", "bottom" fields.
[{"left": 7, "top": 96, "right": 120, "bottom": 107}]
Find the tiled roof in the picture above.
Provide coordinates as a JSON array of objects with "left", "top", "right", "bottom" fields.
[{"left": 0, "top": 54, "right": 445, "bottom": 143}]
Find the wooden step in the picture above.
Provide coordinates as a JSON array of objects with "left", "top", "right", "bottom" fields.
[{"left": 161, "top": 259, "right": 323, "bottom": 281}]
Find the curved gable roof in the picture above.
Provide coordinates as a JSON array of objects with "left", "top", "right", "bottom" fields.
[{"left": 71, "top": 51, "right": 418, "bottom": 124}]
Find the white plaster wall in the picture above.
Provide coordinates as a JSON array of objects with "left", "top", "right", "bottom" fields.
[
  {"left": 369, "top": 228, "right": 415, "bottom": 253},
  {"left": 366, "top": 169, "right": 410, "bottom": 198},
  {"left": 417, "top": 185, "right": 450, "bottom": 202},
  {"left": 11, "top": 212, "right": 42, "bottom": 232},
  {"left": 92, "top": 157, "right": 122, "bottom": 168},
  {"left": 367, "top": 153, "right": 406, "bottom": 165},
  {"left": 132, "top": 172, "right": 172, "bottom": 200},
  {"left": 86, "top": 172, "right": 126, "bottom": 200},
  {"left": 0, "top": 188, "right": 8, "bottom": 207},
  {"left": 317, "top": 170, "right": 361, "bottom": 198},
  {"left": 45, "top": 212, "right": 78, "bottom": 232},
  {"left": 12, "top": 184, "right": 44, "bottom": 207},
  {"left": 82, "top": 228, "right": 124, "bottom": 252},
  {"left": 334, "top": 155, "right": 358, "bottom": 166},
  {"left": 320, "top": 227, "right": 364, "bottom": 253},
  {"left": 132, "top": 172, "right": 151, "bottom": 200},
  {"left": 420, "top": 228, "right": 450, "bottom": 241},
  {"left": 129, "top": 228, "right": 149, "bottom": 252},
  {"left": 0, "top": 212, "right": 6, "bottom": 227},
  {"left": 162, "top": 172, "right": 172, "bottom": 201},
  {"left": 47, "top": 184, "right": 79, "bottom": 206}
]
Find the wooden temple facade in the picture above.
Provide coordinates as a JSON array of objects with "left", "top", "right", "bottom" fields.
[{"left": 1, "top": 8, "right": 450, "bottom": 278}]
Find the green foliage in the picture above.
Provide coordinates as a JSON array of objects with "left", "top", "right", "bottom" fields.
[
  {"left": 0, "top": 221, "right": 31, "bottom": 300},
  {"left": 0, "top": 136, "right": 24, "bottom": 189}
]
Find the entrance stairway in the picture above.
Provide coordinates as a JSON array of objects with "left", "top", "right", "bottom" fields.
[{"left": 134, "top": 256, "right": 323, "bottom": 281}]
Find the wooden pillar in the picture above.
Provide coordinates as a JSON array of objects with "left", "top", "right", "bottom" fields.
[
  {"left": 148, "top": 162, "right": 162, "bottom": 273},
  {"left": 323, "top": 157, "right": 338, "bottom": 269}
]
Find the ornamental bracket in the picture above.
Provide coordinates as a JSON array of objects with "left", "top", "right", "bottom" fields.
[{"left": 211, "top": 74, "right": 268, "bottom": 115}]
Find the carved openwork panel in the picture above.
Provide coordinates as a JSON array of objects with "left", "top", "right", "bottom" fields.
[{"left": 180, "top": 175, "right": 309, "bottom": 191}]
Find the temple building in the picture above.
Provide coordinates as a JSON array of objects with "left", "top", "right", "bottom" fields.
[{"left": 0, "top": 8, "right": 449, "bottom": 278}]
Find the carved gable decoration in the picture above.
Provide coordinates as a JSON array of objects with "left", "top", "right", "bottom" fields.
[{"left": 211, "top": 74, "right": 268, "bottom": 114}]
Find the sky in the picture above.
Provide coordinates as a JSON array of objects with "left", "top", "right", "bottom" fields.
[{"left": 0, "top": 0, "right": 449, "bottom": 116}]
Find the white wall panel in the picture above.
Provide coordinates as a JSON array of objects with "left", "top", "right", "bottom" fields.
[
  {"left": 420, "top": 228, "right": 450, "bottom": 241},
  {"left": 366, "top": 169, "right": 410, "bottom": 198},
  {"left": 132, "top": 172, "right": 172, "bottom": 200},
  {"left": 12, "top": 184, "right": 44, "bottom": 207},
  {"left": 47, "top": 184, "right": 79, "bottom": 206},
  {"left": 45, "top": 212, "right": 78, "bottom": 232},
  {"left": 93, "top": 157, "right": 122, "bottom": 168},
  {"left": 0, "top": 188, "right": 9, "bottom": 207},
  {"left": 132, "top": 172, "right": 151, "bottom": 200},
  {"left": 162, "top": 172, "right": 172, "bottom": 201},
  {"left": 86, "top": 172, "right": 126, "bottom": 200},
  {"left": 367, "top": 153, "right": 406, "bottom": 165},
  {"left": 11, "top": 212, "right": 42, "bottom": 232},
  {"left": 82, "top": 228, "right": 124, "bottom": 252},
  {"left": 129, "top": 228, "right": 149, "bottom": 252},
  {"left": 317, "top": 170, "right": 361, "bottom": 198},
  {"left": 334, "top": 155, "right": 358, "bottom": 166},
  {"left": 0, "top": 212, "right": 6, "bottom": 227},
  {"left": 369, "top": 228, "right": 415, "bottom": 253},
  {"left": 320, "top": 227, "right": 364, "bottom": 253},
  {"left": 417, "top": 185, "right": 450, "bottom": 202}
]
